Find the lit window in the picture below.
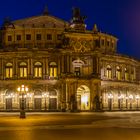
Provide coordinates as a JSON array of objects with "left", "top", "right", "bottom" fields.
[
  {"left": 47, "top": 34, "right": 52, "bottom": 40},
  {"left": 5, "top": 63, "right": 13, "bottom": 78},
  {"left": 34, "top": 62, "right": 42, "bottom": 78},
  {"left": 49, "top": 62, "right": 57, "bottom": 77},
  {"left": 19, "top": 62, "right": 27, "bottom": 78},
  {"left": 124, "top": 68, "right": 129, "bottom": 81},
  {"left": 116, "top": 66, "right": 121, "bottom": 80},
  {"left": 106, "top": 65, "right": 112, "bottom": 79}
]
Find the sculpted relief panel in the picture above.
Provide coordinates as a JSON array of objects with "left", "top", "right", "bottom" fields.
[{"left": 63, "top": 37, "right": 93, "bottom": 52}]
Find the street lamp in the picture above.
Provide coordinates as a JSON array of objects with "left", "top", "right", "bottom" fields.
[
  {"left": 108, "top": 93, "right": 113, "bottom": 111},
  {"left": 118, "top": 94, "right": 124, "bottom": 110},
  {"left": 136, "top": 95, "right": 139, "bottom": 110},
  {"left": 44, "top": 93, "right": 47, "bottom": 110},
  {"left": 42, "top": 93, "right": 49, "bottom": 110},
  {"left": 17, "top": 85, "right": 28, "bottom": 118},
  {"left": 129, "top": 94, "right": 133, "bottom": 110},
  {"left": 126, "top": 96, "right": 128, "bottom": 109}
]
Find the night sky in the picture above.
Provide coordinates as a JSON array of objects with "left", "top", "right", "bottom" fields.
[{"left": 0, "top": 0, "right": 140, "bottom": 59}]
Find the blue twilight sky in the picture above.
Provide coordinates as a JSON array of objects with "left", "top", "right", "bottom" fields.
[{"left": 0, "top": 0, "right": 140, "bottom": 59}]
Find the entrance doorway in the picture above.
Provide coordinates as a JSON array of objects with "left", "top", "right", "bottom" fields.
[
  {"left": 49, "top": 90, "right": 57, "bottom": 110},
  {"left": 6, "top": 98, "right": 12, "bottom": 110},
  {"left": 34, "top": 90, "right": 42, "bottom": 110},
  {"left": 5, "top": 90, "right": 13, "bottom": 110},
  {"left": 34, "top": 98, "right": 41, "bottom": 110},
  {"left": 77, "top": 85, "right": 90, "bottom": 110}
]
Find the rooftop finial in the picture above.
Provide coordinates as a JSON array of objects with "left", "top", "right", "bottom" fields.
[
  {"left": 93, "top": 24, "right": 98, "bottom": 33},
  {"left": 43, "top": 5, "right": 49, "bottom": 15}
]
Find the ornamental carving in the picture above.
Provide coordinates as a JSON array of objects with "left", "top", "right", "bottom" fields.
[{"left": 63, "top": 37, "right": 93, "bottom": 52}]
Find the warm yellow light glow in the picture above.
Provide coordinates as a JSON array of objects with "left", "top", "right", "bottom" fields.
[
  {"left": 136, "top": 95, "right": 139, "bottom": 99},
  {"left": 17, "top": 85, "right": 28, "bottom": 93},
  {"left": 21, "top": 87, "right": 24, "bottom": 92},
  {"left": 6, "top": 68, "right": 13, "bottom": 78},
  {"left": 118, "top": 94, "right": 124, "bottom": 99},
  {"left": 17, "top": 87, "right": 20, "bottom": 92},
  {"left": 108, "top": 94, "right": 113, "bottom": 99},
  {"left": 81, "top": 95, "right": 88, "bottom": 103},
  {"left": 25, "top": 87, "right": 28, "bottom": 92},
  {"left": 129, "top": 95, "right": 133, "bottom": 99}
]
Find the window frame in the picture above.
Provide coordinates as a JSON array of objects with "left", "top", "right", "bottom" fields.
[
  {"left": 5, "top": 63, "right": 13, "bottom": 78},
  {"left": 34, "top": 62, "right": 42, "bottom": 78},
  {"left": 19, "top": 62, "right": 27, "bottom": 78},
  {"left": 26, "top": 34, "right": 31, "bottom": 41}
]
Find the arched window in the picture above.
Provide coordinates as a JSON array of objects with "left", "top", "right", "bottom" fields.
[
  {"left": 72, "top": 59, "right": 84, "bottom": 76},
  {"left": 106, "top": 65, "right": 112, "bottom": 79},
  {"left": 5, "top": 63, "right": 13, "bottom": 78},
  {"left": 49, "top": 62, "right": 57, "bottom": 77},
  {"left": 124, "top": 68, "right": 129, "bottom": 81},
  {"left": 19, "top": 62, "right": 27, "bottom": 78},
  {"left": 116, "top": 66, "right": 121, "bottom": 80},
  {"left": 34, "top": 62, "right": 42, "bottom": 78}
]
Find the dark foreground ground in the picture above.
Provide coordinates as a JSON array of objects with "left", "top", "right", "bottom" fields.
[{"left": 0, "top": 112, "right": 140, "bottom": 140}]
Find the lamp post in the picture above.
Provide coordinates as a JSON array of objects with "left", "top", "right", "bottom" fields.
[
  {"left": 44, "top": 93, "right": 47, "bottom": 110},
  {"left": 136, "top": 95, "right": 139, "bottom": 110},
  {"left": 42, "top": 93, "right": 48, "bottom": 110},
  {"left": 129, "top": 94, "right": 133, "bottom": 110},
  {"left": 118, "top": 94, "right": 124, "bottom": 110},
  {"left": 108, "top": 94, "right": 113, "bottom": 111},
  {"left": 17, "top": 85, "right": 28, "bottom": 118},
  {"left": 126, "top": 96, "right": 128, "bottom": 109}
]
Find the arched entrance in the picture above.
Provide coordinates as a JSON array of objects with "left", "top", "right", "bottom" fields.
[
  {"left": 34, "top": 90, "right": 42, "bottom": 110},
  {"left": 77, "top": 85, "right": 90, "bottom": 110},
  {"left": 49, "top": 90, "right": 58, "bottom": 110},
  {"left": 5, "top": 90, "right": 13, "bottom": 110}
]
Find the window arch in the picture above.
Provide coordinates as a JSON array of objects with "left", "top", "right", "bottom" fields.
[
  {"left": 5, "top": 63, "right": 13, "bottom": 78},
  {"left": 49, "top": 62, "right": 57, "bottom": 77},
  {"left": 34, "top": 62, "right": 42, "bottom": 78},
  {"left": 19, "top": 62, "right": 27, "bottom": 78},
  {"left": 106, "top": 65, "right": 112, "bottom": 79},
  {"left": 124, "top": 68, "right": 129, "bottom": 81},
  {"left": 72, "top": 59, "right": 84, "bottom": 76},
  {"left": 116, "top": 66, "right": 121, "bottom": 80}
]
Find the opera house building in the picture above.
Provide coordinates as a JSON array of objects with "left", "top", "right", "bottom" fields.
[{"left": 0, "top": 7, "right": 139, "bottom": 112}]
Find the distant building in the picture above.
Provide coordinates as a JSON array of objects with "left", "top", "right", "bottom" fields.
[{"left": 0, "top": 7, "right": 139, "bottom": 112}]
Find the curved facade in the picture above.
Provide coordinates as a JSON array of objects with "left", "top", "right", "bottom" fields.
[{"left": 0, "top": 8, "right": 139, "bottom": 111}]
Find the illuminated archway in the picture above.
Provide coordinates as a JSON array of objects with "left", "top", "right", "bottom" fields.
[{"left": 77, "top": 85, "right": 90, "bottom": 110}]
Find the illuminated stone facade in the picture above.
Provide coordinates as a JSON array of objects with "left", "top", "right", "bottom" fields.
[{"left": 0, "top": 8, "right": 139, "bottom": 111}]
